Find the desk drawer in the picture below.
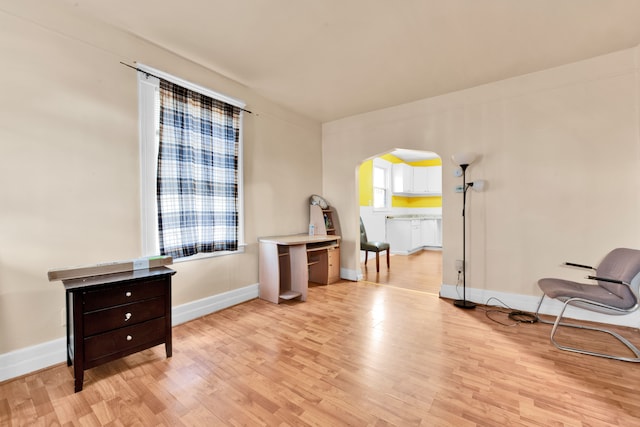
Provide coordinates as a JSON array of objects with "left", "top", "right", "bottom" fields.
[
  {"left": 83, "top": 297, "right": 165, "bottom": 336},
  {"left": 83, "top": 279, "right": 166, "bottom": 312},
  {"left": 84, "top": 317, "right": 165, "bottom": 363}
]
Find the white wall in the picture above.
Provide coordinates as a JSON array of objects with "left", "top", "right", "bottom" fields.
[
  {"left": 324, "top": 47, "right": 640, "bottom": 312},
  {"left": 0, "top": 2, "right": 322, "bottom": 361}
]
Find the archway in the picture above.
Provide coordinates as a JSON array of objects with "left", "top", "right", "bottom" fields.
[{"left": 357, "top": 148, "right": 443, "bottom": 294}]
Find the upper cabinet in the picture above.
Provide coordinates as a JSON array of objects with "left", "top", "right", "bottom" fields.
[
  {"left": 392, "top": 164, "right": 442, "bottom": 196},
  {"left": 392, "top": 163, "right": 413, "bottom": 193}
]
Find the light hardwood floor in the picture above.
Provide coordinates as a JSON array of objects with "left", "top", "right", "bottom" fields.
[
  {"left": 361, "top": 250, "right": 442, "bottom": 294},
  {"left": 3, "top": 252, "right": 640, "bottom": 425}
]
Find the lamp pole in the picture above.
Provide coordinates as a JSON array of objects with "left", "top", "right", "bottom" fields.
[{"left": 454, "top": 163, "right": 476, "bottom": 309}]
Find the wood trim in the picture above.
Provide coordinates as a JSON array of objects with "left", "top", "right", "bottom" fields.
[{"left": 47, "top": 256, "right": 173, "bottom": 281}]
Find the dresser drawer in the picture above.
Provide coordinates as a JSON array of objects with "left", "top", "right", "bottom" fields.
[
  {"left": 83, "top": 296, "right": 165, "bottom": 336},
  {"left": 84, "top": 317, "right": 166, "bottom": 364},
  {"left": 83, "top": 278, "right": 166, "bottom": 312}
]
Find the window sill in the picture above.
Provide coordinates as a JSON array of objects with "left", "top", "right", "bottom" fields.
[{"left": 166, "top": 244, "right": 247, "bottom": 264}]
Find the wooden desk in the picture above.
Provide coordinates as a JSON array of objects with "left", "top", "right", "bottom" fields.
[
  {"left": 62, "top": 267, "right": 175, "bottom": 392},
  {"left": 258, "top": 234, "right": 340, "bottom": 303}
]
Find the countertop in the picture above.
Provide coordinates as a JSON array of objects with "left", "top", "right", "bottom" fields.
[
  {"left": 258, "top": 234, "right": 341, "bottom": 245},
  {"left": 386, "top": 214, "right": 441, "bottom": 220}
]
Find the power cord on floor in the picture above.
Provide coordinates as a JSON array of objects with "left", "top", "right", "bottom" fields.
[
  {"left": 453, "top": 272, "right": 538, "bottom": 326},
  {"left": 477, "top": 297, "right": 538, "bottom": 327}
]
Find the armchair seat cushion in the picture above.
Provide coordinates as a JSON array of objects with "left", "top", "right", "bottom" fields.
[
  {"left": 361, "top": 241, "right": 390, "bottom": 252},
  {"left": 539, "top": 278, "right": 635, "bottom": 310}
]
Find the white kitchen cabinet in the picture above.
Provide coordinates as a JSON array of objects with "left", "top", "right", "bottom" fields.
[
  {"left": 387, "top": 219, "right": 422, "bottom": 254},
  {"left": 392, "top": 164, "right": 442, "bottom": 196},
  {"left": 392, "top": 163, "right": 412, "bottom": 193},
  {"left": 387, "top": 219, "right": 409, "bottom": 254},
  {"left": 421, "top": 218, "right": 442, "bottom": 247},
  {"left": 410, "top": 220, "right": 421, "bottom": 250},
  {"left": 425, "top": 166, "right": 442, "bottom": 194},
  {"left": 412, "top": 167, "right": 429, "bottom": 193},
  {"left": 413, "top": 166, "right": 441, "bottom": 195},
  {"left": 421, "top": 219, "right": 436, "bottom": 246}
]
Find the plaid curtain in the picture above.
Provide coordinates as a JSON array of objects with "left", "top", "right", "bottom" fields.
[{"left": 157, "top": 79, "right": 241, "bottom": 259}]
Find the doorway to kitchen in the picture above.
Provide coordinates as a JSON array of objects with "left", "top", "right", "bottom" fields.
[
  {"left": 361, "top": 250, "right": 442, "bottom": 294},
  {"left": 358, "top": 149, "right": 443, "bottom": 294}
]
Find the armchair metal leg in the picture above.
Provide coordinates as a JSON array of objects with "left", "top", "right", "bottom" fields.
[{"left": 536, "top": 295, "right": 640, "bottom": 362}]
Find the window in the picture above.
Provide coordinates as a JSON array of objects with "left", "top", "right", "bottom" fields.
[
  {"left": 138, "top": 64, "right": 246, "bottom": 260},
  {"left": 372, "top": 158, "right": 392, "bottom": 211}
]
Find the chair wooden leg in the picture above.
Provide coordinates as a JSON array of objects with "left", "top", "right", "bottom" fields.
[
  {"left": 386, "top": 249, "right": 390, "bottom": 269},
  {"left": 375, "top": 252, "right": 380, "bottom": 272},
  {"left": 364, "top": 251, "right": 368, "bottom": 265}
]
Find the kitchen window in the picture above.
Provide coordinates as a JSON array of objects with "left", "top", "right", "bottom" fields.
[{"left": 372, "top": 158, "right": 392, "bottom": 211}]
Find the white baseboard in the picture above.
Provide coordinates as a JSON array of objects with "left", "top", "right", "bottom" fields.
[
  {"left": 172, "top": 283, "right": 259, "bottom": 326},
  {"left": 0, "top": 283, "right": 259, "bottom": 383},
  {"left": 0, "top": 338, "right": 68, "bottom": 384},
  {"left": 340, "top": 267, "right": 359, "bottom": 282},
  {"left": 439, "top": 283, "right": 640, "bottom": 328}
]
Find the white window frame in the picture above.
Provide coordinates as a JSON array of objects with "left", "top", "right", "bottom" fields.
[
  {"left": 137, "top": 64, "right": 246, "bottom": 261},
  {"left": 372, "top": 158, "right": 392, "bottom": 212}
]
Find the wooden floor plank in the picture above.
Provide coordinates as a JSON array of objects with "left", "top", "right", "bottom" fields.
[{"left": 5, "top": 251, "right": 640, "bottom": 425}]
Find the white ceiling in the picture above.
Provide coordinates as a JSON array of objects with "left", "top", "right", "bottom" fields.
[
  {"left": 391, "top": 149, "right": 439, "bottom": 162},
  {"left": 60, "top": 0, "right": 640, "bottom": 123}
]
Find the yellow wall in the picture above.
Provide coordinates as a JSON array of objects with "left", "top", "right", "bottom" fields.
[
  {"left": 358, "top": 160, "right": 373, "bottom": 206},
  {"left": 359, "top": 155, "right": 442, "bottom": 208}
]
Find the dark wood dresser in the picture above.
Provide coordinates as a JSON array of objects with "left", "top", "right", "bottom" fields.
[{"left": 62, "top": 267, "right": 175, "bottom": 392}]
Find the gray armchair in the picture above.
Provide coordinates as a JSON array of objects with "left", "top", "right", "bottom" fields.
[
  {"left": 536, "top": 248, "right": 640, "bottom": 362},
  {"left": 360, "top": 217, "right": 390, "bottom": 273}
]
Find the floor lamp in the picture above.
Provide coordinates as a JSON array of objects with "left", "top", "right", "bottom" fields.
[{"left": 451, "top": 152, "right": 485, "bottom": 309}]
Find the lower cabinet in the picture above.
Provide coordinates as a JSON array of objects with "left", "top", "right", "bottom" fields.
[
  {"left": 327, "top": 246, "right": 340, "bottom": 284},
  {"left": 421, "top": 219, "right": 443, "bottom": 247},
  {"left": 387, "top": 219, "right": 421, "bottom": 254},
  {"left": 387, "top": 217, "right": 442, "bottom": 254},
  {"left": 308, "top": 246, "right": 341, "bottom": 285}
]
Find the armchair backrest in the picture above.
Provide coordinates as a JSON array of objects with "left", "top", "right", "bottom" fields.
[{"left": 596, "top": 248, "right": 640, "bottom": 303}]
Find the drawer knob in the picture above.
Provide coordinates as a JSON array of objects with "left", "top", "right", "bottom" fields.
[
  {"left": 125, "top": 291, "right": 132, "bottom": 297},
  {"left": 126, "top": 335, "right": 133, "bottom": 341},
  {"left": 124, "top": 312, "right": 132, "bottom": 321}
]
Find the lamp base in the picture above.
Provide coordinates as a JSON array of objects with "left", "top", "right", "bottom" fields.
[{"left": 453, "top": 299, "right": 476, "bottom": 309}]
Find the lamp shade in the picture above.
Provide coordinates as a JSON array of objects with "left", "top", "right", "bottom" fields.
[
  {"left": 470, "top": 179, "right": 486, "bottom": 191},
  {"left": 451, "top": 152, "right": 477, "bottom": 166}
]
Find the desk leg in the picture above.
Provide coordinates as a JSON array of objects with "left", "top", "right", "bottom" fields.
[
  {"left": 259, "top": 242, "right": 281, "bottom": 303},
  {"left": 289, "top": 244, "right": 308, "bottom": 301}
]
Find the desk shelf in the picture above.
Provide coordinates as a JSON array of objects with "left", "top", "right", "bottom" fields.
[
  {"left": 279, "top": 290, "right": 302, "bottom": 300},
  {"left": 258, "top": 234, "right": 341, "bottom": 304},
  {"left": 309, "top": 205, "right": 340, "bottom": 237}
]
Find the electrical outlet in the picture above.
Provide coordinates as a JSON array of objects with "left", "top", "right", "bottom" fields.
[{"left": 455, "top": 259, "right": 464, "bottom": 271}]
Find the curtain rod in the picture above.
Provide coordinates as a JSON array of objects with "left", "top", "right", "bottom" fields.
[{"left": 120, "top": 62, "right": 253, "bottom": 114}]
